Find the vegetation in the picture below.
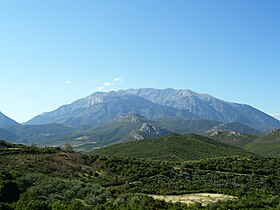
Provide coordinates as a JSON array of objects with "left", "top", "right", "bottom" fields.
[
  {"left": 243, "top": 129, "right": 280, "bottom": 157},
  {"left": 92, "top": 134, "right": 252, "bottom": 161},
  {"left": 204, "top": 130, "right": 257, "bottom": 147},
  {"left": 0, "top": 133, "right": 279, "bottom": 209},
  {"left": 154, "top": 117, "right": 220, "bottom": 134}
]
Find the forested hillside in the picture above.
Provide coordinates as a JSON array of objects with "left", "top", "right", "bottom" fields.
[{"left": 0, "top": 140, "right": 279, "bottom": 209}]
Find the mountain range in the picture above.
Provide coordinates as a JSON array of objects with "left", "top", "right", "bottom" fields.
[
  {"left": 26, "top": 88, "right": 280, "bottom": 131},
  {"left": 1, "top": 88, "right": 280, "bottom": 156}
]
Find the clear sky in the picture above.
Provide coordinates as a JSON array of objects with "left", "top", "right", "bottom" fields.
[{"left": 0, "top": 0, "right": 280, "bottom": 122}]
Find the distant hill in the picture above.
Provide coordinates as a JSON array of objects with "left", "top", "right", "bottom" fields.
[
  {"left": 210, "top": 122, "right": 262, "bottom": 134},
  {"left": 6, "top": 124, "right": 78, "bottom": 146},
  {"left": 25, "top": 88, "right": 280, "bottom": 130},
  {"left": 0, "top": 128, "right": 25, "bottom": 144},
  {"left": 154, "top": 116, "right": 221, "bottom": 134},
  {"left": 54, "top": 113, "right": 171, "bottom": 151},
  {"left": 93, "top": 134, "right": 251, "bottom": 161},
  {"left": 244, "top": 129, "right": 280, "bottom": 157},
  {"left": 205, "top": 130, "right": 257, "bottom": 148},
  {"left": 0, "top": 112, "right": 19, "bottom": 128}
]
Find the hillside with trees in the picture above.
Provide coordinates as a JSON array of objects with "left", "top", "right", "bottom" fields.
[{"left": 0, "top": 140, "right": 279, "bottom": 209}]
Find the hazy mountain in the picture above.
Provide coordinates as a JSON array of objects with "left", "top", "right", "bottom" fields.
[
  {"left": 0, "top": 112, "right": 19, "bottom": 128},
  {"left": 26, "top": 92, "right": 195, "bottom": 126},
  {"left": 0, "top": 128, "right": 26, "bottom": 144},
  {"left": 6, "top": 124, "right": 78, "bottom": 146},
  {"left": 26, "top": 88, "right": 280, "bottom": 130},
  {"left": 121, "top": 88, "right": 280, "bottom": 129}
]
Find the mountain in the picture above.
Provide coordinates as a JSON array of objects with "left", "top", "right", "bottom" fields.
[
  {"left": 26, "top": 88, "right": 280, "bottom": 130},
  {"left": 128, "top": 123, "right": 169, "bottom": 140},
  {"left": 93, "top": 134, "right": 252, "bottom": 161},
  {"left": 0, "top": 112, "right": 19, "bottom": 128},
  {"left": 53, "top": 113, "right": 171, "bottom": 151},
  {"left": 243, "top": 129, "right": 280, "bottom": 157},
  {"left": 26, "top": 92, "right": 195, "bottom": 127},
  {"left": 121, "top": 88, "right": 280, "bottom": 130}
]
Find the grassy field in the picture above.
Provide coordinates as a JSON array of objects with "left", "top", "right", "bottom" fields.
[{"left": 150, "top": 193, "right": 236, "bottom": 206}]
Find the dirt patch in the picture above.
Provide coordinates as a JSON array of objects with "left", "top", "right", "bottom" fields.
[{"left": 150, "top": 193, "right": 236, "bottom": 206}]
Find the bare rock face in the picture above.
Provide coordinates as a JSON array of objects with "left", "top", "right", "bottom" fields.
[
  {"left": 128, "top": 123, "right": 170, "bottom": 140},
  {"left": 116, "top": 113, "right": 146, "bottom": 123},
  {"left": 26, "top": 88, "right": 280, "bottom": 130}
]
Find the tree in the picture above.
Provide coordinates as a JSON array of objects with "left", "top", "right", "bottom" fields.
[{"left": 64, "top": 144, "right": 74, "bottom": 153}]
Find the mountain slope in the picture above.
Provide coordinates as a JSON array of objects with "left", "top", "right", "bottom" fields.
[
  {"left": 93, "top": 134, "right": 252, "bottom": 161},
  {"left": 26, "top": 92, "right": 195, "bottom": 127},
  {"left": 154, "top": 116, "right": 220, "bottom": 134},
  {"left": 54, "top": 113, "right": 170, "bottom": 151},
  {"left": 243, "top": 129, "right": 280, "bottom": 157},
  {"left": 0, "top": 112, "right": 19, "bottom": 128},
  {"left": 25, "top": 88, "right": 280, "bottom": 130},
  {"left": 6, "top": 124, "right": 78, "bottom": 146},
  {"left": 210, "top": 122, "right": 262, "bottom": 134},
  {"left": 205, "top": 130, "right": 258, "bottom": 148},
  {"left": 121, "top": 88, "right": 280, "bottom": 129},
  {"left": 0, "top": 128, "right": 25, "bottom": 143}
]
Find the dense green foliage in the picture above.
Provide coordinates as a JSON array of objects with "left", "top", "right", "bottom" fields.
[
  {"left": 92, "top": 134, "right": 251, "bottom": 161},
  {"left": 0, "top": 139, "right": 279, "bottom": 209},
  {"left": 244, "top": 129, "right": 280, "bottom": 157}
]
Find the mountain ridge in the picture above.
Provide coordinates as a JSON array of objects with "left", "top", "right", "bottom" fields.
[
  {"left": 0, "top": 112, "right": 19, "bottom": 128},
  {"left": 25, "top": 88, "right": 280, "bottom": 130}
]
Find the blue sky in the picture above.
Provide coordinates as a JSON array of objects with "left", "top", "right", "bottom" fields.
[{"left": 0, "top": 0, "right": 280, "bottom": 122}]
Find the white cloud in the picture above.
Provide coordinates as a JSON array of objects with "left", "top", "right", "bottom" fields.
[
  {"left": 113, "top": 77, "right": 123, "bottom": 82},
  {"left": 96, "top": 87, "right": 105, "bottom": 91},
  {"left": 271, "top": 113, "right": 280, "bottom": 120},
  {"left": 65, "top": 81, "right": 70, "bottom": 84},
  {"left": 103, "top": 82, "right": 114, "bottom": 86}
]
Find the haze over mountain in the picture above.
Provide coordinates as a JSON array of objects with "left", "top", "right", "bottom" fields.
[
  {"left": 121, "top": 88, "right": 280, "bottom": 129},
  {"left": 26, "top": 91, "right": 195, "bottom": 127},
  {"left": 0, "top": 112, "right": 19, "bottom": 128},
  {"left": 26, "top": 88, "right": 280, "bottom": 131}
]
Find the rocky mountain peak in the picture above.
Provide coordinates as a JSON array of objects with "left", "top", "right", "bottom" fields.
[
  {"left": 26, "top": 88, "right": 280, "bottom": 130},
  {"left": 128, "top": 123, "right": 170, "bottom": 140},
  {"left": 139, "top": 123, "right": 157, "bottom": 133},
  {"left": 117, "top": 113, "right": 148, "bottom": 123}
]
